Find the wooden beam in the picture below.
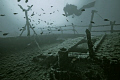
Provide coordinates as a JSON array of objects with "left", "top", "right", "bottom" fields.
[
  {"left": 86, "top": 29, "right": 95, "bottom": 58},
  {"left": 93, "top": 34, "right": 106, "bottom": 52},
  {"left": 91, "top": 30, "right": 120, "bottom": 32},
  {"left": 110, "top": 21, "right": 116, "bottom": 33}
]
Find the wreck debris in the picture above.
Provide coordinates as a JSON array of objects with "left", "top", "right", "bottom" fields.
[
  {"left": 58, "top": 47, "right": 68, "bottom": 69},
  {"left": 18, "top": 4, "right": 37, "bottom": 36},
  {"left": 93, "top": 34, "right": 106, "bottom": 52},
  {"left": 86, "top": 29, "right": 95, "bottom": 58},
  {"left": 110, "top": 21, "right": 116, "bottom": 33}
]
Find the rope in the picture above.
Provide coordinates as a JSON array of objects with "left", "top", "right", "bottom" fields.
[
  {"left": 94, "top": 6, "right": 104, "bottom": 20},
  {"left": 33, "top": 34, "right": 42, "bottom": 53},
  {"left": 95, "top": 12, "right": 104, "bottom": 20}
]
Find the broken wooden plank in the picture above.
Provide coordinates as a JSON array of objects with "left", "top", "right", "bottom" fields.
[
  {"left": 36, "top": 37, "right": 84, "bottom": 56},
  {"left": 93, "top": 34, "right": 106, "bottom": 52},
  {"left": 86, "top": 29, "right": 95, "bottom": 58}
]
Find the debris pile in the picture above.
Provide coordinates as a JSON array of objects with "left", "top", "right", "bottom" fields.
[{"left": 95, "top": 32, "right": 120, "bottom": 80}]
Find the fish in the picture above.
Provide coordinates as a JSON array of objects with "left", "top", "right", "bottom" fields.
[
  {"left": 72, "top": 23, "right": 74, "bottom": 25},
  {"left": 3, "top": 33, "right": 9, "bottom": 36},
  {"left": 81, "top": 9, "right": 85, "bottom": 11},
  {"left": 0, "top": 31, "right": 2, "bottom": 32},
  {"left": 25, "top": 0, "right": 28, "bottom": 3},
  {"left": 32, "top": 24, "right": 34, "bottom": 26},
  {"left": 58, "top": 29, "right": 60, "bottom": 31},
  {"left": 41, "top": 8, "right": 44, "bottom": 11},
  {"left": 72, "top": 15, "right": 74, "bottom": 18},
  {"left": 51, "top": 6, "right": 53, "bottom": 8},
  {"left": 81, "top": 21, "right": 83, "bottom": 22},
  {"left": 17, "top": 0, "right": 20, "bottom": 2},
  {"left": 22, "top": 27, "right": 25, "bottom": 28},
  {"left": 24, "top": 17, "right": 26, "bottom": 18},
  {"left": 65, "top": 25, "right": 66, "bottom": 27},
  {"left": 104, "top": 19, "right": 109, "bottom": 21},
  {"left": 47, "top": 23, "right": 49, "bottom": 25},
  {"left": 91, "top": 21, "right": 95, "bottom": 23},
  {"left": 0, "top": 14, "right": 5, "bottom": 16},
  {"left": 50, "top": 23, "right": 53, "bottom": 25},
  {"left": 62, "top": 14, "right": 66, "bottom": 16},
  {"left": 20, "top": 29, "right": 22, "bottom": 31},
  {"left": 44, "top": 21, "right": 46, "bottom": 23},
  {"left": 32, "top": 27, "right": 35, "bottom": 28},
  {"left": 13, "top": 13, "right": 18, "bottom": 15},
  {"left": 57, "top": 10, "right": 59, "bottom": 12},
  {"left": 66, "top": 19, "right": 69, "bottom": 22},
  {"left": 43, "top": 13, "right": 45, "bottom": 14},
  {"left": 31, "top": 12, "right": 35, "bottom": 16},
  {"left": 40, "top": 32, "right": 43, "bottom": 35},
  {"left": 50, "top": 13, "right": 52, "bottom": 14},
  {"left": 53, "top": 11, "right": 55, "bottom": 13},
  {"left": 38, "top": 21, "right": 40, "bottom": 24}
]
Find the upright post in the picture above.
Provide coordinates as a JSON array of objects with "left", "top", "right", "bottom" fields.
[
  {"left": 48, "top": 26, "right": 52, "bottom": 33},
  {"left": 60, "top": 27, "right": 63, "bottom": 34},
  {"left": 88, "top": 10, "right": 97, "bottom": 32},
  {"left": 86, "top": 29, "right": 95, "bottom": 58},
  {"left": 58, "top": 48, "right": 68, "bottom": 69},
  {"left": 72, "top": 23, "right": 78, "bottom": 34},
  {"left": 110, "top": 21, "right": 116, "bottom": 33},
  {"left": 72, "top": 24, "right": 75, "bottom": 34},
  {"left": 18, "top": 5, "right": 37, "bottom": 36}
]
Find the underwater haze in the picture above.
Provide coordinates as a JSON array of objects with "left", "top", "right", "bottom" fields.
[
  {"left": 0, "top": 0, "right": 120, "bottom": 37},
  {"left": 0, "top": 0, "right": 120, "bottom": 80}
]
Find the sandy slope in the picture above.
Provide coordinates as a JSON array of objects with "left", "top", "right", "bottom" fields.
[
  {"left": 0, "top": 42, "right": 61, "bottom": 80},
  {"left": 0, "top": 34, "right": 113, "bottom": 80}
]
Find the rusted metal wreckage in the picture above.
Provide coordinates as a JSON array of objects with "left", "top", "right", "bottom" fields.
[{"left": 45, "top": 29, "right": 106, "bottom": 80}]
